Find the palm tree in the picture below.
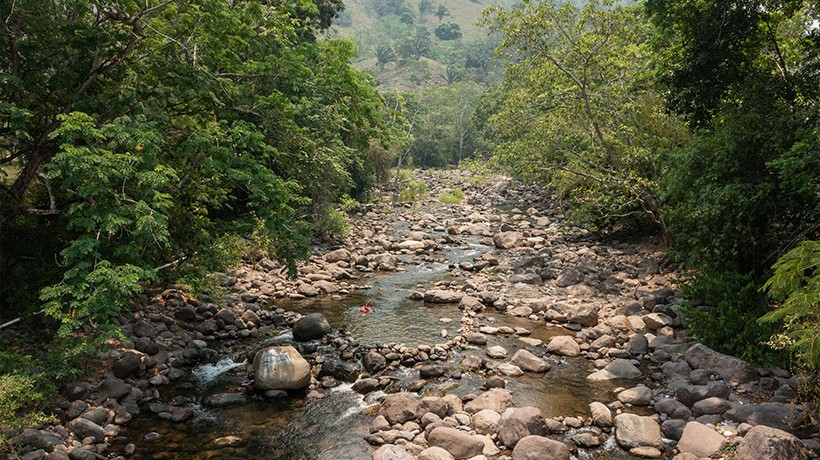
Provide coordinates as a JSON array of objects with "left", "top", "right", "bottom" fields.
[
  {"left": 375, "top": 44, "right": 396, "bottom": 70},
  {"left": 435, "top": 5, "right": 449, "bottom": 22}
]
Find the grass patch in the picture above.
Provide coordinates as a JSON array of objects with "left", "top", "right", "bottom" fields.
[
  {"left": 399, "top": 181, "right": 427, "bottom": 202},
  {"left": 438, "top": 188, "right": 465, "bottom": 204}
]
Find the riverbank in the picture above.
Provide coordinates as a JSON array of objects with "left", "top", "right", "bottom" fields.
[{"left": 7, "top": 169, "right": 818, "bottom": 460}]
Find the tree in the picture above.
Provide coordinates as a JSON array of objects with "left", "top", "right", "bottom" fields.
[
  {"left": 485, "top": 0, "right": 688, "bottom": 231},
  {"left": 435, "top": 4, "right": 450, "bottom": 22},
  {"left": 397, "top": 28, "right": 433, "bottom": 60},
  {"left": 435, "top": 22, "right": 462, "bottom": 40},
  {"left": 419, "top": 0, "right": 434, "bottom": 23},
  {"left": 376, "top": 44, "right": 397, "bottom": 70}
]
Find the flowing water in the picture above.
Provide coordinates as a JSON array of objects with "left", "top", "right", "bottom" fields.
[{"left": 120, "top": 238, "right": 630, "bottom": 459}]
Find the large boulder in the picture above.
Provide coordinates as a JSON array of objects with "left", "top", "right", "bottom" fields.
[
  {"left": 292, "top": 313, "right": 332, "bottom": 341},
  {"left": 497, "top": 406, "right": 548, "bottom": 449},
  {"left": 589, "top": 402, "right": 613, "bottom": 427},
  {"left": 683, "top": 343, "right": 757, "bottom": 385},
  {"left": 463, "top": 389, "right": 514, "bottom": 414},
  {"left": 379, "top": 392, "right": 420, "bottom": 425},
  {"left": 734, "top": 425, "right": 809, "bottom": 460},
  {"left": 587, "top": 359, "right": 642, "bottom": 381},
  {"left": 677, "top": 422, "right": 728, "bottom": 458},
  {"left": 472, "top": 409, "right": 501, "bottom": 435},
  {"left": 424, "top": 290, "right": 464, "bottom": 304},
  {"left": 547, "top": 301, "right": 599, "bottom": 327},
  {"left": 510, "top": 349, "right": 550, "bottom": 373},
  {"left": 427, "top": 427, "right": 484, "bottom": 459},
  {"left": 70, "top": 418, "right": 105, "bottom": 442},
  {"left": 253, "top": 346, "right": 311, "bottom": 390},
  {"left": 613, "top": 413, "right": 663, "bottom": 450},
  {"left": 724, "top": 402, "right": 809, "bottom": 433},
  {"left": 546, "top": 336, "right": 580, "bottom": 357},
  {"left": 325, "top": 248, "right": 351, "bottom": 263},
  {"left": 511, "top": 435, "right": 570, "bottom": 460}
]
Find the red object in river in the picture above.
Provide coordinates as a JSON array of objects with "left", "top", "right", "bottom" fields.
[{"left": 358, "top": 305, "right": 373, "bottom": 313}]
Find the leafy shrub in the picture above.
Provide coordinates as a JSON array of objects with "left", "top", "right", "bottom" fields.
[
  {"left": 0, "top": 353, "right": 53, "bottom": 451},
  {"left": 681, "top": 272, "right": 784, "bottom": 366},
  {"left": 438, "top": 188, "right": 465, "bottom": 204},
  {"left": 435, "top": 22, "right": 462, "bottom": 40},
  {"left": 316, "top": 207, "right": 351, "bottom": 241},
  {"left": 761, "top": 240, "right": 820, "bottom": 370},
  {"left": 399, "top": 181, "right": 427, "bottom": 202}
]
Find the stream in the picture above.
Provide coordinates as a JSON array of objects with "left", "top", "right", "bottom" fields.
[{"left": 119, "top": 231, "right": 630, "bottom": 459}]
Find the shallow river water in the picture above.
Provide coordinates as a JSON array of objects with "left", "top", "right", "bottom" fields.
[{"left": 120, "top": 237, "right": 635, "bottom": 459}]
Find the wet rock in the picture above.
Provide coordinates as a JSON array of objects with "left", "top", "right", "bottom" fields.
[
  {"left": 67, "top": 447, "right": 96, "bottom": 460},
  {"left": 427, "top": 427, "right": 484, "bottom": 459},
  {"left": 511, "top": 435, "right": 570, "bottom": 460},
  {"left": 629, "top": 446, "right": 662, "bottom": 458},
  {"left": 508, "top": 306, "right": 534, "bottom": 317},
  {"left": 464, "top": 389, "right": 514, "bottom": 414},
  {"left": 589, "top": 402, "right": 613, "bottom": 427},
  {"left": 292, "top": 313, "right": 332, "bottom": 341},
  {"left": 464, "top": 332, "right": 488, "bottom": 345},
  {"left": 735, "top": 425, "right": 809, "bottom": 460},
  {"left": 458, "top": 296, "right": 483, "bottom": 312},
  {"left": 613, "top": 413, "right": 663, "bottom": 450},
  {"left": 486, "top": 346, "right": 507, "bottom": 359},
  {"left": 253, "top": 346, "right": 311, "bottom": 390},
  {"left": 484, "top": 375, "right": 506, "bottom": 389},
  {"left": 424, "top": 290, "right": 464, "bottom": 304},
  {"left": 496, "top": 363, "right": 523, "bottom": 376},
  {"left": 683, "top": 343, "right": 757, "bottom": 385},
  {"left": 380, "top": 393, "right": 420, "bottom": 425},
  {"left": 419, "top": 364, "right": 447, "bottom": 378},
  {"left": 372, "top": 444, "right": 413, "bottom": 460},
  {"left": 296, "top": 282, "right": 319, "bottom": 297},
  {"left": 546, "top": 336, "right": 580, "bottom": 357},
  {"left": 205, "top": 392, "right": 247, "bottom": 407},
  {"left": 677, "top": 422, "right": 728, "bottom": 458},
  {"left": 70, "top": 418, "right": 105, "bottom": 442},
  {"left": 363, "top": 350, "right": 387, "bottom": 372},
  {"left": 498, "top": 406, "right": 548, "bottom": 449},
  {"left": 321, "top": 360, "right": 360, "bottom": 383},
  {"left": 587, "top": 359, "right": 642, "bottom": 381},
  {"left": 353, "top": 378, "right": 381, "bottom": 394},
  {"left": 510, "top": 349, "right": 550, "bottom": 373}
]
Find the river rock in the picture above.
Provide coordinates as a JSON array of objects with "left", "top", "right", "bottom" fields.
[
  {"left": 20, "top": 429, "right": 62, "bottom": 452},
  {"left": 292, "top": 313, "right": 332, "bottom": 341},
  {"left": 113, "top": 352, "right": 142, "bottom": 379},
  {"left": 496, "top": 363, "right": 524, "bottom": 376},
  {"left": 418, "top": 446, "right": 455, "bottom": 460},
  {"left": 325, "top": 248, "right": 351, "bottom": 263},
  {"left": 380, "top": 392, "right": 419, "bottom": 425},
  {"left": 511, "top": 435, "right": 570, "bottom": 460},
  {"left": 734, "top": 425, "right": 809, "bottom": 460},
  {"left": 554, "top": 268, "right": 581, "bottom": 287},
  {"left": 363, "top": 350, "right": 387, "bottom": 372},
  {"left": 206, "top": 392, "right": 247, "bottom": 407},
  {"left": 692, "top": 397, "right": 734, "bottom": 416},
  {"left": 424, "top": 289, "right": 464, "bottom": 303},
  {"left": 464, "top": 332, "right": 488, "bottom": 345},
  {"left": 617, "top": 385, "right": 652, "bottom": 406},
  {"left": 510, "top": 349, "right": 550, "bottom": 373},
  {"left": 253, "top": 346, "right": 311, "bottom": 390},
  {"left": 67, "top": 447, "right": 96, "bottom": 460},
  {"left": 675, "top": 381, "right": 731, "bottom": 407},
  {"left": 464, "top": 389, "right": 514, "bottom": 414},
  {"left": 498, "top": 406, "right": 548, "bottom": 449},
  {"left": 459, "top": 295, "right": 483, "bottom": 312},
  {"left": 724, "top": 402, "right": 809, "bottom": 433},
  {"left": 70, "top": 418, "right": 105, "bottom": 442},
  {"left": 486, "top": 346, "right": 507, "bottom": 359},
  {"left": 352, "top": 378, "right": 380, "bottom": 394},
  {"left": 372, "top": 444, "right": 413, "bottom": 460},
  {"left": 473, "top": 409, "right": 501, "bottom": 435},
  {"left": 321, "top": 360, "right": 360, "bottom": 383},
  {"left": 419, "top": 364, "right": 447, "bottom": 378},
  {"left": 547, "top": 301, "right": 598, "bottom": 326},
  {"left": 546, "top": 336, "right": 580, "bottom": 357},
  {"left": 589, "top": 402, "right": 613, "bottom": 427},
  {"left": 683, "top": 343, "right": 757, "bottom": 385},
  {"left": 97, "top": 377, "right": 132, "bottom": 400},
  {"left": 677, "top": 422, "right": 728, "bottom": 458},
  {"left": 493, "top": 231, "right": 523, "bottom": 249},
  {"left": 132, "top": 320, "right": 157, "bottom": 338},
  {"left": 587, "top": 359, "right": 642, "bottom": 381},
  {"left": 427, "top": 427, "right": 484, "bottom": 459},
  {"left": 613, "top": 413, "right": 663, "bottom": 450}
]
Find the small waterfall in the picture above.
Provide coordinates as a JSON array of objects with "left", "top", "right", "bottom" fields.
[{"left": 192, "top": 357, "right": 246, "bottom": 386}]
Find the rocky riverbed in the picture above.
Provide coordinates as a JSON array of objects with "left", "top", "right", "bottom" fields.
[{"left": 10, "top": 170, "right": 819, "bottom": 460}]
